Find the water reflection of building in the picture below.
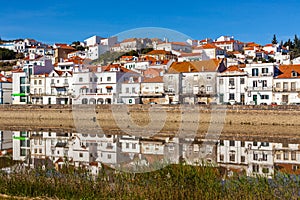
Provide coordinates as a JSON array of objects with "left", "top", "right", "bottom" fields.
[
  {"left": 0, "top": 131, "right": 12, "bottom": 151},
  {"left": 217, "top": 139, "right": 300, "bottom": 178},
  {"left": 10, "top": 131, "right": 300, "bottom": 177}
]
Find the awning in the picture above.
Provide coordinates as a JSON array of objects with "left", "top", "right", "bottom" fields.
[
  {"left": 12, "top": 93, "right": 26, "bottom": 97},
  {"left": 106, "top": 86, "right": 113, "bottom": 89}
]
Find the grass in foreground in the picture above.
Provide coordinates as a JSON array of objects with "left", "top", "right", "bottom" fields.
[{"left": 0, "top": 164, "right": 299, "bottom": 200}]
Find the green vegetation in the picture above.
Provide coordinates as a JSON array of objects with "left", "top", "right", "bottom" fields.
[
  {"left": 0, "top": 48, "right": 16, "bottom": 60},
  {"left": 0, "top": 164, "right": 299, "bottom": 199},
  {"left": 283, "top": 34, "right": 300, "bottom": 58}
]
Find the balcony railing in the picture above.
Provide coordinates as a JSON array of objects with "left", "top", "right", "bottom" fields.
[
  {"left": 273, "top": 88, "right": 300, "bottom": 92},
  {"left": 246, "top": 86, "right": 273, "bottom": 91}
]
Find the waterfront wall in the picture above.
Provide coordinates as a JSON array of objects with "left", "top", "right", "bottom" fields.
[{"left": 1, "top": 105, "right": 300, "bottom": 142}]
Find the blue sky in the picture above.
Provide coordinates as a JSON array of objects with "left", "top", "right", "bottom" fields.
[{"left": 0, "top": 0, "right": 299, "bottom": 45}]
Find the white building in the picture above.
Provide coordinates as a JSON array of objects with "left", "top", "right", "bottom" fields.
[
  {"left": 217, "top": 65, "right": 248, "bottom": 104},
  {"left": 243, "top": 63, "right": 275, "bottom": 105},
  {"left": 273, "top": 64, "right": 300, "bottom": 105}
]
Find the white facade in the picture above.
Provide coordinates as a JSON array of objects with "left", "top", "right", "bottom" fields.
[
  {"left": 243, "top": 63, "right": 275, "bottom": 105},
  {"left": 217, "top": 68, "right": 248, "bottom": 104}
]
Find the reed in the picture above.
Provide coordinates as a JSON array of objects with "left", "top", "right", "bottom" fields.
[{"left": 0, "top": 164, "right": 299, "bottom": 200}]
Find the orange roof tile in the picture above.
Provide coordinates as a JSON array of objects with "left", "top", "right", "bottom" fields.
[
  {"left": 168, "top": 59, "right": 222, "bottom": 73},
  {"left": 224, "top": 65, "right": 244, "bottom": 73},
  {"left": 143, "top": 76, "right": 163, "bottom": 83},
  {"left": 277, "top": 64, "right": 300, "bottom": 78},
  {"left": 146, "top": 50, "right": 173, "bottom": 55}
]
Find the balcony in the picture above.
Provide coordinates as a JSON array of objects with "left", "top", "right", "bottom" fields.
[
  {"left": 247, "top": 86, "right": 273, "bottom": 91},
  {"left": 273, "top": 88, "right": 300, "bottom": 92},
  {"left": 50, "top": 83, "right": 69, "bottom": 88}
]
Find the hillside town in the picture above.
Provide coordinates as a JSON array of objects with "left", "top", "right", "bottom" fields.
[{"left": 1, "top": 35, "right": 300, "bottom": 106}]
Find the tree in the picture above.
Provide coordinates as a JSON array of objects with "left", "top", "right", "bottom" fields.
[{"left": 272, "top": 34, "right": 278, "bottom": 44}]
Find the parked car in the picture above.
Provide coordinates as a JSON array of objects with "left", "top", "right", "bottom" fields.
[
  {"left": 197, "top": 102, "right": 207, "bottom": 105},
  {"left": 260, "top": 103, "right": 267, "bottom": 105}
]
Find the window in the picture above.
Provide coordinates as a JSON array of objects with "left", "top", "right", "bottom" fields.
[
  {"left": 34, "top": 80, "right": 37, "bottom": 85},
  {"left": 283, "top": 82, "right": 288, "bottom": 91},
  {"left": 253, "top": 141, "right": 257, "bottom": 146},
  {"left": 262, "top": 68, "right": 269, "bottom": 74},
  {"left": 284, "top": 151, "right": 289, "bottom": 160},
  {"left": 261, "top": 142, "right": 269, "bottom": 147},
  {"left": 107, "top": 77, "right": 111, "bottom": 81},
  {"left": 20, "top": 77, "right": 26, "bottom": 84},
  {"left": 276, "top": 82, "right": 281, "bottom": 88},
  {"left": 39, "top": 80, "right": 42, "bottom": 85},
  {"left": 94, "top": 77, "right": 98, "bottom": 82},
  {"left": 206, "top": 76, "right": 212, "bottom": 80},
  {"left": 20, "top": 96, "right": 27, "bottom": 102},
  {"left": 252, "top": 68, "right": 259, "bottom": 76},
  {"left": 253, "top": 153, "right": 258, "bottom": 160},
  {"left": 291, "top": 151, "right": 296, "bottom": 160},
  {"left": 79, "top": 77, "right": 83, "bottom": 82},
  {"left": 220, "top": 154, "right": 224, "bottom": 161},
  {"left": 206, "top": 86, "right": 212, "bottom": 92},
  {"left": 291, "top": 82, "right": 296, "bottom": 91},
  {"left": 229, "top": 140, "right": 235, "bottom": 146},
  {"left": 262, "top": 168, "right": 269, "bottom": 174},
  {"left": 194, "top": 75, "right": 198, "bottom": 81},
  {"left": 240, "top": 78, "right": 245, "bottom": 84},
  {"left": 90, "top": 78, "right": 92, "bottom": 82},
  {"left": 292, "top": 71, "right": 297, "bottom": 77},
  {"left": 229, "top": 154, "right": 235, "bottom": 162},
  {"left": 107, "top": 154, "right": 112, "bottom": 159},
  {"left": 241, "top": 156, "right": 245, "bottom": 163},
  {"left": 276, "top": 153, "right": 281, "bottom": 160},
  {"left": 219, "top": 140, "right": 224, "bottom": 146},
  {"left": 126, "top": 143, "right": 129, "bottom": 148},
  {"left": 132, "top": 87, "right": 136, "bottom": 93},
  {"left": 262, "top": 153, "right": 268, "bottom": 161},
  {"left": 126, "top": 88, "right": 129, "bottom": 93},
  {"left": 219, "top": 78, "right": 224, "bottom": 85},
  {"left": 79, "top": 153, "right": 83, "bottom": 158},
  {"left": 253, "top": 81, "right": 258, "bottom": 88},
  {"left": 132, "top": 143, "right": 136, "bottom": 149},
  {"left": 219, "top": 94, "right": 224, "bottom": 103},
  {"left": 229, "top": 78, "right": 235, "bottom": 86},
  {"left": 262, "top": 80, "right": 267, "bottom": 87},
  {"left": 229, "top": 93, "right": 235, "bottom": 100},
  {"left": 261, "top": 95, "right": 269, "bottom": 100},
  {"left": 241, "top": 141, "right": 245, "bottom": 147}
]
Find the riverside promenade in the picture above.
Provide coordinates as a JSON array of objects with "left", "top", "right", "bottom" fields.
[{"left": 0, "top": 104, "right": 300, "bottom": 143}]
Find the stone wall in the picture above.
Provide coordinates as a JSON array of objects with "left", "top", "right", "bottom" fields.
[{"left": 1, "top": 105, "right": 300, "bottom": 142}]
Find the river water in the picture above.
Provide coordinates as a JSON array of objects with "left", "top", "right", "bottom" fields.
[{"left": 1, "top": 130, "right": 299, "bottom": 178}]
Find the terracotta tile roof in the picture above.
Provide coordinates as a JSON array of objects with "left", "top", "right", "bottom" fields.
[
  {"left": 11, "top": 68, "right": 24, "bottom": 73},
  {"left": 121, "top": 38, "right": 137, "bottom": 43},
  {"left": 224, "top": 65, "right": 244, "bottom": 73},
  {"left": 179, "top": 53, "right": 202, "bottom": 57},
  {"left": 168, "top": 59, "right": 223, "bottom": 73},
  {"left": 146, "top": 50, "right": 173, "bottom": 55},
  {"left": 246, "top": 42, "right": 261, "bottom": 47},
  {"left": 0, "top": 77, "right": 12, "bottom": 83},
  {"left": 101, "top": 64, "right": 133, "bottom": 73},
  {"left": 264, "top": 44, "right": 274, "bottom": 47},
  {"left": 277, "top": 64, "right": 300, "bottom": 78},
  {"left": 143, "top": 76, "right": 163, "bottom": 83}
]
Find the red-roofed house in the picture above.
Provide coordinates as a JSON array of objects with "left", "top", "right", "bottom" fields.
[
  {"left": 193, "top": 43, "right": 226, "bottom": 59},
  {"left": 273, "top": 64, "right": 300, "bottom": 104},
  {"left": 0, "top": 74, "right": 12, "bottom": 104},
  {"left": 140, "top": 76, "right": 167, "bottom": 104},
  {"left": 217, "top": 65, "right": 248, "bottom": 104}
]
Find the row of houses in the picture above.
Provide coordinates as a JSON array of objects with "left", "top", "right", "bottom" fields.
[
  {"left": 3, "top": 55, "right": 300, "bottom": 105},
  {"left": 9, "top": 130, "right": 300, "bottom": 177}
]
